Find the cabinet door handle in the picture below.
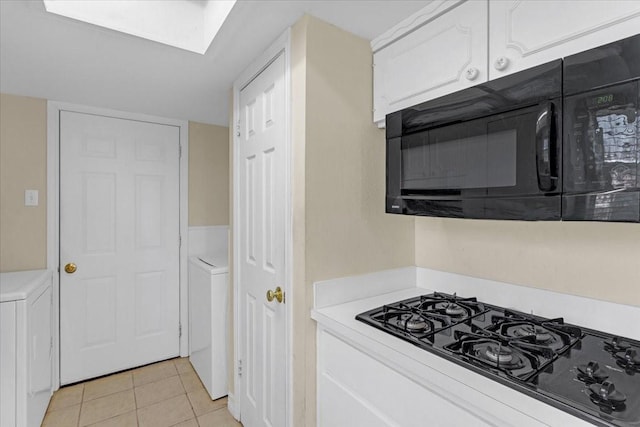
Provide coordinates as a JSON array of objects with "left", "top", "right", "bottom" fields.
[
  {"left": 494, "top": 56, "right": 510, "bottom": 71},
  {"left": 465, "top": 67, "right": 479, "bottom": 81}
]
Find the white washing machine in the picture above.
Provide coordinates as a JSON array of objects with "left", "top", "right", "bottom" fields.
[
  {"left": 188, "top": 254, "right": 229, "bottom": 400},
  {"left": 0, "top": 270, "right": 53, "bottom": 427}
]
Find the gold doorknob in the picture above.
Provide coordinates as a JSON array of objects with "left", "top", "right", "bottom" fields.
[
  {"left": 266, "top": 286, "right": 284, "bottom": 303},
  {"left": 64, "top": 263, "right": 77, "bottom": 274}
]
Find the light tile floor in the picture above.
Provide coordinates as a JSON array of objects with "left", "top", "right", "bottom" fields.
[{"left": 42, "top": 358, "right": 242, "bottom": 427}]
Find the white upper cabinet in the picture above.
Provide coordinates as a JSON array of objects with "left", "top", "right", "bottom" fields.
[
  {"left": 373, "top": 0, "right": 640, "bottom": 127},
  {"left": 489, "top": 0, "right": 640, "bottom": 79},
  {"left": 372, "top": 0, "right": 487, "bottom": 126}
]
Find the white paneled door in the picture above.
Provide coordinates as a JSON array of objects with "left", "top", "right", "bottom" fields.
[
  {"left": 238, "top": 53, "right": 287, "bottom": 427},
  {"left": 59, "top": 111, "right": 181, "bottom": 385}
]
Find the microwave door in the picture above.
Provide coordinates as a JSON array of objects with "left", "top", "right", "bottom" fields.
[
  {"left": 396, "top": 122, "right": 487, "bottom": 218},
  {"left": 402, "top": 121, "right": 489, "bottom": 198},
  {"left": 484, "top": 103, "right": 561, "bottom": 220},
  {"left": 485, "top": 104, "right": 560, "bottom": 197},
  {"left": 394, "top": 105, "right": 562, "bottom": 220}
]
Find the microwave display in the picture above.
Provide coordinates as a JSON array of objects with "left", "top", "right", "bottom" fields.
[{"left": 589, "top": 93, "right": 614, "bottom": 106}]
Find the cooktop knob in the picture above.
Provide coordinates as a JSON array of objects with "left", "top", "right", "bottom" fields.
[
  {"left": 621, "top": 348, "right": 640, "bottom": 366},
  {"left": 577, "top": 361, "right": 608, "bottom": 383},
  {"left": 604, "top": 336, "right": 631, "bottom": 352},
  {"left": 600, "top": 381, "right": 614, "bottom": 400},
  {"left": 589, "top": 380, "right": 626, "bottom": 404}
]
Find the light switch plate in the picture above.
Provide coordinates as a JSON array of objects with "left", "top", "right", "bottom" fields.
[{"left": 25, "top": 189, "right": 39, "bottom": 206}]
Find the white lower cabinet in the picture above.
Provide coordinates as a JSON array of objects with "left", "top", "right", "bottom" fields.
[
  {"left": 317, "top": 330, "right": 486, "bottom": 427},
  {"left": 0, "top": 271, "right": 53, "bottom": 427},
  {"left": 317, "top": 328, "right": 545, "bottom": 427}
]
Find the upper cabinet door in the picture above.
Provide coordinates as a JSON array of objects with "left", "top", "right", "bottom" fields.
[
  {"left": 489, "top": 0, "right": 640, "bottom": 79},
  {"left": 373, "top": 0, "right": 488, "bottom": 126}
]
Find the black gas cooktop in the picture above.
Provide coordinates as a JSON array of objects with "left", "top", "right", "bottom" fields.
[{"left": 356, "top": 292, "right": 640, "bottom": 426}]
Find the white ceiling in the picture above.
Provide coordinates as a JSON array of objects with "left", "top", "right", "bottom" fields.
[{"left": 0, "top": 0, "right": 427, "bottom": 126}]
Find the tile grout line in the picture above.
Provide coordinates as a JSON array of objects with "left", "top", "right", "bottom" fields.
[
  {"left": 77, "top": 384, "right": 85, "bottom": 427},
  {"left": 171, "top": 374, "right": 201, "bottom": 426},
  {"left": 177, "top": 358, "right": 200, "bottom": 426},
  {"left": 173, "top": 359, "right": 191, "bottom": 426},
  {"left": 132, "top": 374, "right": 140, "bottom": 427}
]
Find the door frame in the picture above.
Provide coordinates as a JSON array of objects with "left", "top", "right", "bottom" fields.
[
  {"left": 46, "top": 102, "right": 189, "bottom": 389},
  {"left": 231, "top": 29, "right": 292, "bottom": 425}
]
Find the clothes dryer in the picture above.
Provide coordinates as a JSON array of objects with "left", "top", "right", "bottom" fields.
[{"left": 188, "top": 254, "right": 228, "bottom": 400}]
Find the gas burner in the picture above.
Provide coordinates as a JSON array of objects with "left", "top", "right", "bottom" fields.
[
  {"left": 577, "top": 361, "right": 608, "bottom": 384},
  {"left": 425, "top": 301, "right": 473, "bottom": 320},
  {"left": 512, "top": 324, "right": 553, "bottom": 343},
  {"left": 444, "top": 303, "right": 466, "bottom": 317},
  {"left": 495, "top": 311, "right": 583, "bottom": 340},
  {"left": 588, "top": 381, "right": 627, "bottom": 412},
  {"left": 377, "top": 311, "right": 437, "bottom": 337},
  {"left": 405, "top": 315, "right": 428, "bottom": 332},
  {"left": 495, "top": 322, "right": 567, "bottom": 353},
  {"left": 455, "top": 338, "right": 536, "bottom": 375},
  {"left": 484, "top": 344, "right": 515, "bottom": 364},
  {"left": 414, "top": 293, "right": 486, "bottom": 321},
  {"left": 605, "top": 336, "right": 631, "bottom": 353}
]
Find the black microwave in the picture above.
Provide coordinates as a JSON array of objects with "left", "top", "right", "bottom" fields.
[{"left": 386, "top": 35, "right": 639, "bottom": 222}]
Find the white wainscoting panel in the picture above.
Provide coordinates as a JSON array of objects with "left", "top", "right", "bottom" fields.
[{"left": 188, "top": 225, "right": 229, "bottom": 257}]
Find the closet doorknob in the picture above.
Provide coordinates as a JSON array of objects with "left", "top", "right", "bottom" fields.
[{"left": 266, "top": 286, "right": 284, "bottom": 303}]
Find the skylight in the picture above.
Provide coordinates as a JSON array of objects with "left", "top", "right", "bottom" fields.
[{"left": 43, "top": 0, "right": 236, "bottom": 54}]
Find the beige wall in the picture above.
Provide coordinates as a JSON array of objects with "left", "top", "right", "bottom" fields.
[
  {"left": 0, "top": 93, "right": 48, "bottom": 272},
  {"left": 0, "top": 92, "right": 229, "bottom": 273},
  {"left": 291, "top": 17, "right": 309, "bottom": 425},
  {"left": 415, "top": 219, "right": 640, "bottom": 306},
  {"left": 291, "top": 16, "right": 416, "bottom": 427},
  {"left": 188, "top": 121, "right": 229, "bottom": 226}
]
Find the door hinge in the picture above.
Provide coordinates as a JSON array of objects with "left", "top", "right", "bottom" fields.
[
  {"left": 238, "top": 359, "right": 243, "bottom": 378},
  {"left": 179, "top": 323, "right": 182, "bottom": 338},
  {"left": 179, "top": 235, "right": 182, "bottom": 247},
  {"left": 179, "top": 144, "right": 182, "bottom": 158}
]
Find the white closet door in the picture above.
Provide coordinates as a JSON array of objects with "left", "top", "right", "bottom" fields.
[{"left": 238, "top": 53, "right": 287, "bottom": 427}]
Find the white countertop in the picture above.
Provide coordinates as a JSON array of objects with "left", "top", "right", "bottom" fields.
[{"left": 0, "top": 270, "right": 52, "bottom": 303}]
